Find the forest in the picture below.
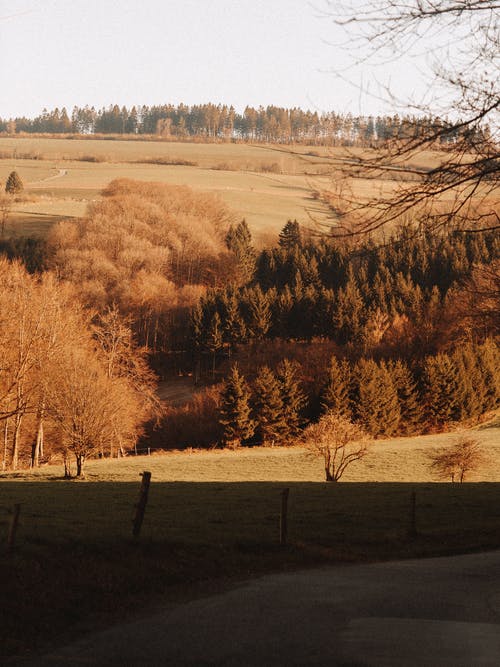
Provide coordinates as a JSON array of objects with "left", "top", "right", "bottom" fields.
[
  {"left": 0, "top": 102, "right": 487, "bottom": 147},
  {"left": 0, "top": 178, "right": 498, "bottom": 470}
]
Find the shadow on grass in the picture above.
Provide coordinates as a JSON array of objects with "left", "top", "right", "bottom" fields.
[{"left": 2, "top": 480, "right": 500, "bottom": 658}]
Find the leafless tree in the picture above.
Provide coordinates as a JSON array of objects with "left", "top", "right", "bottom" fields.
[
  {"left": 428, "top": 435, "right": 485, "bottom": 482},
  {"left": 320, "top": 1, "right": 499, "bottom": 235},
  {"left": 303, "top": 412, "right": 371, "bottom": 481}
]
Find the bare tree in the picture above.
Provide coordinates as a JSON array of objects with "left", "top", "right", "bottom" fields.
[
  {"left": 321, "top": 1, "right": 499, "bottom": 235},
  {"left": 303, "top": 412, "right": 371, "bottom": 481},
  {"left": 428, "top": 436, "right": 485, "bottom": 482}
]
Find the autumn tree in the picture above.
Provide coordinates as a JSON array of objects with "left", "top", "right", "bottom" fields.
[
  {"left": 428, "top": 436, "right": 485, "bottom": 483},
  {"left": 46, "top": 346, "right": 139, "bottom": 477},
  {"left": 303, "top": 412, "right": 370, "bottom": 482}
]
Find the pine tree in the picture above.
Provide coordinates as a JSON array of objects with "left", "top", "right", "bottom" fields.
[
  {"left": 206, "top": 311, "right": 223, "bottom": 378},
  {"left": 278, "top": 219, "right": 302, "bottom": 251},
  {"left": 225, "top": 219, "right": 256, "bottom": 285},
  {"left": 244, "top": 286, "right": 271, "bottom": 340},
  {"left": 422, "top": 353, "right": 461, "bottom": 427},
  {"left": 276, "top": 358, "right": 307, "bottom": 439},
  {"left": 253, "top": 365, "right": 287, "bottom": 445},
  {"left": 476, "top": 339, "right": 500, "bottom": 411},
  {"left": 221, "top": 288, "right": 246, "bottom": 349},
  {"left": 5, "top": 171, "right": 23, "bottom": 194},
  {"left": 386, "top": 359, "right": 423, "bottom": 435},
  {"left": 354, "top": 358, "right": 400, "bottom": 437},
  {"left": 321, "top": 355, "right": 352, "bottom": 418},
  {"left": 218, "top": 365, "right": 255, "bottom": 447},
  {"left": 453, "top": 344, "right": 488, "bottom": 421}
]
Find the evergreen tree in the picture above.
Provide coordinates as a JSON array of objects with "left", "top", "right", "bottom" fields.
[
  {"left": 218, "top": 365, "right": 255, "bottom": 447},
  {"left": 422, "top": 353, "right": 461, "bottom": 427},
  {"left": 5, "top": 171, "right": 23, "bottom": 194},
  {"left": 243, "top": 286, "right": 272, "bottom": 339},
  {"left": 334, "top": 271, "right": 365, "bottom": 345},
  {"left": 276, "top": 358, "right": 307, "bottom": 439},
  {"left": 206, "top": 311, "right": 223, "bottom": 377},
  {"left": 225, "top": 219, "right": 256, "bottom": 285},
  {"left": 221, "top": 288, "right": 246, "bottom": 349},
  {"left": 321, "top": 355, "right": 352, "bottom": 418},
  {"left": 278, "top": 219, "right": 302, "bottom": 250},
  {"left": 386, "top": 359, "right": 423, "bottom": 435},
  {"left": 476, "top": 339, "right": 500, "bottom": 411},
  {"left": 253, "top": 365, "right": 287, "bottom": 445},
  {"left": 453, "top": 344, "right": 488, "bottom": 421},
  {"left": 354, "top": 358, "right": 400, "bottom": 437}
]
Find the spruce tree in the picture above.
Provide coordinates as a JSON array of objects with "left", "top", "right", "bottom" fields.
[
  {"left": 386, "top": 359, "right": 423, "bottom": 435},
  {"left": 422, "top": 353, "right": 461, "bottom": 427},
  {"left": 354, "top": 358, "right": 400, "bottom": 437},
  {"left": 5, "top": 171, "right": 23, "bottom": 194},
  {"left": 276, "top": 358, "right": 307, "bottom": 439},
  {"left": 278, "top": 219, "right": 302, "bottom": 251},
  {"left": 476, "top": 339, "right": 500, "bottom": 411},
  {"left": 253, "top": 365, "right": 287, "bottom": 445},
  {"left": 220, "top": 288, "right": 246, "bottom": 350},
  {"left": 225, "top": 219, "right": 256, "bottom": 285},
  {"left": 321, "top": 355, "right": 352, "bottom": 418},
  {"left": 206, "top": 312, "right": 223, "bottom": 378},
  {"left": 244, "top": 286, "right": 271, "bottom": 340},
  {"left": 218, "top": 365, "right": 255, "bottom": 447},
  {"left": 453, "top": 344, "right": 488, "bottom": 421}
]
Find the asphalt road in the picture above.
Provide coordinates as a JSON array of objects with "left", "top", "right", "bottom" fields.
[{"left": 18, "top": 550, "right": 500, "bottom": 666}]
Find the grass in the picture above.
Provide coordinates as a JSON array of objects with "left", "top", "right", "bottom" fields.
[
  {"left": 1, "top": 426, "right": 500, "bottom": 658},
  {"left": 3, "top": 136, "right": 493, "bottom": 243}
]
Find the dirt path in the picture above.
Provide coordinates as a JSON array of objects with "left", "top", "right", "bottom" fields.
[
  {"left": 28, "top": 168, "right": 68, "bottom": 185},
  {"left": 19, "top": 550, "right": 500, "bottom": 666}
]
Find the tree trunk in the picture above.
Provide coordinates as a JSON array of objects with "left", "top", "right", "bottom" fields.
[
  {"left": 10, "top": 412, "right": 22, "bottom": 470},
  {"left": 63, "top": 451, "right": 72, "bottom": 478},
  {"left": 75, "top": 454, "right": 85, "bottom": 477},
  {"left": 31, "top": 412, "right": 44, "bottom": 468},
  {"left": 2, "top": 419, "right": 8, "bottom": 471}
]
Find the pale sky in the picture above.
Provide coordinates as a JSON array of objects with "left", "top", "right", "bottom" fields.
[{"left": 1, "top": 0, "right": 430, "bottom": 119}]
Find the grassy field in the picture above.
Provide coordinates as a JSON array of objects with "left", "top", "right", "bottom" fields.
[
  {"left": 1, "top": 424, "right": 500, "bottom": 658},
  {"left": 1, "top": 136, "right": 482, "bottom": 244}
]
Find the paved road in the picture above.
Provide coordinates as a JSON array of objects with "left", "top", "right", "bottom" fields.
[{"left": 20, "top": 550, "right": 500, "bottom": 666}]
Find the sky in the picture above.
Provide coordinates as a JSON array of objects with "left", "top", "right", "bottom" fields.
[{"left": 0, "top": 0, "right": 431, "bottom": 119}]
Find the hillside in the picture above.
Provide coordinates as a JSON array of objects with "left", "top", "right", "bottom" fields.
[{"left": 0, "top": 137, "right": 473, "bottom": 244}]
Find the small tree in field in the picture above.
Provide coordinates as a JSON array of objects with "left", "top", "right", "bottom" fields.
[
  {"left": 428, "top": 437, "right": 485, "bottom": 483},
  {"left": 5, "top": 171, "right": 23, "bottom": 195},
  {"left": 303, "top": 412, "right": 370, "bottom": 482}
]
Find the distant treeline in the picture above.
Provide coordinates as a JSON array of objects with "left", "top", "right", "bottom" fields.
[{"left": 0, "top": 103, "right": 485, "bottom": 146}]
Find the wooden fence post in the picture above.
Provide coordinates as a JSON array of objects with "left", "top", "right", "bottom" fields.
[
  {"left": 408, "top": 490, "right": 417, "bottom": 539},
  {"left": 7, "top": 503, "right": 21, "bottom": 552},
  {"left": 132, "top": 471, "right": 152, "bottom": 539},
  {"left": 280, "top": 488, "right": 290, "bottom": 546}
]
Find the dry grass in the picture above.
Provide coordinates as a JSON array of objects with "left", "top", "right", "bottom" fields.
[{"left": 2, "top": 137, "right": 483, "bottom": 243}]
